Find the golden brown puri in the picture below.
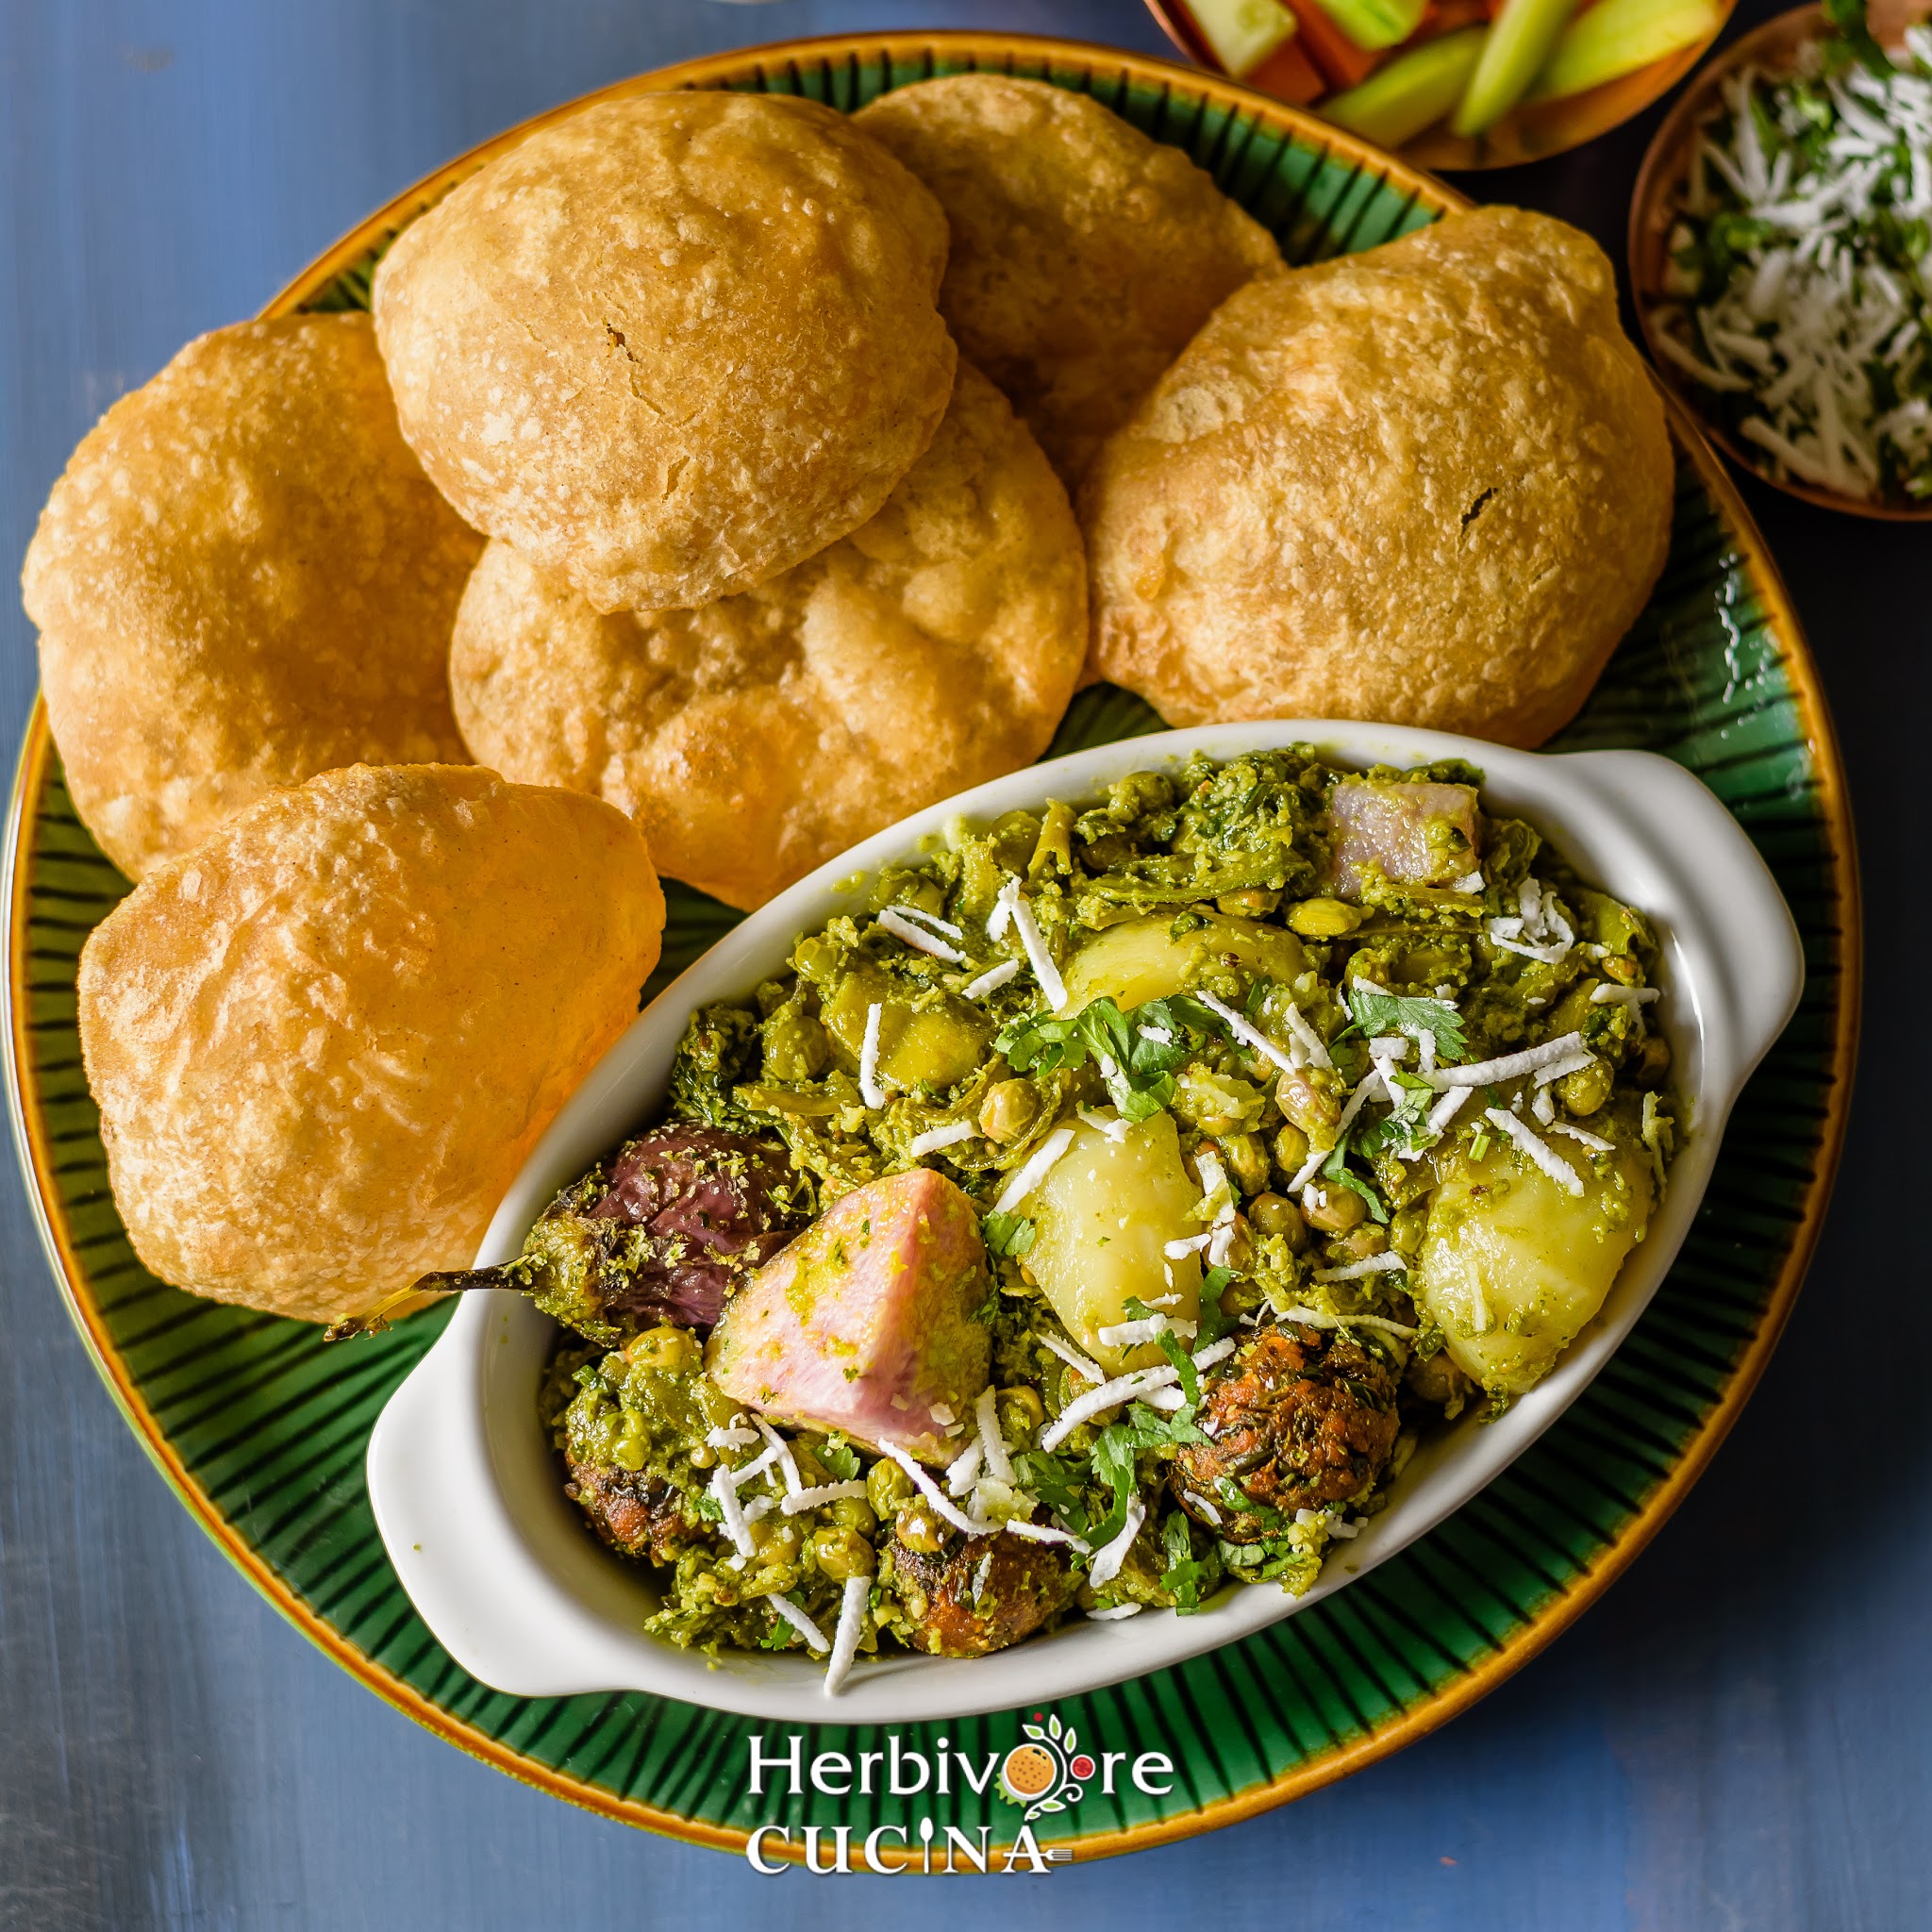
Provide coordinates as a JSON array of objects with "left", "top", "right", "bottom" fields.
[
  {"left": 856, "top": 75, "right": 1278, "bottom": 484},
  {"left": 77, "top": 765, "right": 665, "bottom": 1325},
  {"left": 373, "top": 91, "right": 957, "bottom": 616},
  {"left": 20, "top": 314, "right": 481, "bottom": 880},
  {"left": 1080, "top": 206, "right": 1675, "bottom": 748},
  {"left": 451, "top": 362, "right": 1086, "bottom": 911}
]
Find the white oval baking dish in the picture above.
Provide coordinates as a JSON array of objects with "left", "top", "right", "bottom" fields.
[{"left": 367, "top": 719, "right": 1802, "bottom": 1723}]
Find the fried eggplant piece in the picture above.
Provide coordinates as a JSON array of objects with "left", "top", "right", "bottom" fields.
[
  {"left": 1174, "top": 1324, "right": 1401, "bottom": 1537},
  {"left": 881, "top": 1517, "right": 1078, "bottom": 1657},
  {"left": 415, "top": 1125, "right": 807, "bottom": 1345}
]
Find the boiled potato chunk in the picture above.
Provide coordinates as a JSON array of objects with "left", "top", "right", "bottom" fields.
[
  {"left": 1061, "top": 913, "right": 1306, "bottom": 1015},
  {"left": 1025, "top": 1114, "right": 1203, "bottom": 1374},
  {"left": 821, "top": 967, "right": 991, "bottom": 1091},
  {"left": 1416, "top": 1139, "right": 1653, "bottom": 1397}
]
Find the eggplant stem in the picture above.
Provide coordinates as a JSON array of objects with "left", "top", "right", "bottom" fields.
[{"left": 323, "top": 1266, "right": 510, "bottom": 1341}]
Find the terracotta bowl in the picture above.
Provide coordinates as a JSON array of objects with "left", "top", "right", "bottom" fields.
[
  {"left": 1145, "top": 0, "right": 1737, "bottom": 169},
  {"left": 1629, "top": 1, "right": 1932, "bottom": 519}
]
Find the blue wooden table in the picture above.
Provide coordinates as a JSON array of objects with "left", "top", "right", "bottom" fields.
[{"left": 0, "top": 3, "right": 1919, "bottom": 1925}]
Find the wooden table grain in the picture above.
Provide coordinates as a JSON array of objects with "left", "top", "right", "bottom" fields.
[{"left": 0, "top": 3, "right": 1919, "bottom": 1926}]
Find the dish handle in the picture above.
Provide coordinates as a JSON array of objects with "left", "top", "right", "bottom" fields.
[{"left": 1551, "top": 749, "right": 1806, "bottom": 1114}]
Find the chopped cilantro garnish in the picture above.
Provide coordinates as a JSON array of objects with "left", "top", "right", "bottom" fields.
[
  {"left": 1144, "top": 1316, "right": 1201, "bottom": 1409},
  {"left": 1344, "top": 981, "right": 1466, "bottom": 1062},
  {"left": 1823, "top": 0, "right": 1892, "bottom": 75},
  {"left": 1086, "top": 1424, "right": 1141, "bottom": 1548},
  {"left": 1158, "top": 1511, "right": 1216, "bottom": 1613},
  {"left": 1195, "top": 1266, "right": 1235, "bottom": 1347},
  {"left": 982, "top": 1209, "right": 1037, "bottom": 1258},
  {"left": 994, "top": 993, "right": 1221, "bottom": 1122},
  {"left": 817, "top": 1438, "right": 860, "bottom": 1483},
  {"left": 1355, "top": 1067, "right": 1438, "bottom": 1160},
  {"left": 1012, "top": 1447, "right": 1086, "bottom": 1529},
  {"left": 758, "top": 1594, "right": 813, "bottom": 1651},
  {"left": 1321, "top": 1135, "right": 1389, "bottom": 1224},
  {"left": 1214, "top": 1476, "right": 1279, "bottom": 1520}
]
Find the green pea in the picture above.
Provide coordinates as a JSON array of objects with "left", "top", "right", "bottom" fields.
[
  {"left": 1559, "top": 1058, "right": 1613, "bottom": 1115},
  {"left": 829, "top": 1494, "right": 877, "bottom": 1534},
  {"left": 997, "top": 1386, "right": 1044, "bottom": 1447},
  {"left": 895, "top": 1506, "right": 946, "bottom": 1556},
  {"left": 811, "top": 1524, "right": 876, "bottom": 1583},
  {"left": 625, "top": 1324, "right": 699, "bottom": 1374},
  {"left": 1249, "top": 1191, "right": 1307, "bottom": 1248},
  {"left": 1287, "top": 897, "right": 1364, "bottom": 939},
  {"left": 978, "top": 1078, "right": 1040, "bottom": 1144},
  {"left": 1305, "top": 1186, "right": 1366, "bottom": 1235},
  {"left": 1220, "top": 1131, "right": 1273, "bottom": 1196},
  {"left": 1273, "top": 1124, "right": 1311, "bottom": 1178},
  {"left": 1216, "top": 888, "right": 1281, "bottom": 917},
  {"left": 867, "top": 1459, "right": 915, "bottom": 1518}
]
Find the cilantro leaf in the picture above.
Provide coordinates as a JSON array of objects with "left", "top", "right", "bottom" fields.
[
  {"left": 982, "top": 1210, "right": 1037, "bottom": 1258},
  {"left": 1214, "top": 1476, "right": 1280, "bottom": 1521},
  {"left": 1355, "top": 1067, "right": 1438, "bottom": 1160},
  {"left": 1158, "top": 1511, "right": 1217, "bottom": 1613},
  {"left": 758, "top": 1594, "right": 813, "bottom": 1651},
  {"left": 996, "top": 994, "right": 1219, "bottom": 1123},
  {"left": 817, "top": 1439, "right": 860, "bottom": 1483},
  {"left": 1321, "top": 1136, "right": 1389, "bottom": 1224},
  {"left": 1084, "top": 1424, "right": 1141, "bottom": 1549},
  {"left": 1823, "top": 0, "right": 1892, "bottom": 75},
  {"left": 1195, "top": 1266, "right": 1235, "bottom": 1346},
  {"left": 1345, "top": 980, "right": 1466, "bottom": 1062},
  {"left": 1144, "top": 1315, "right": 1201, "bottom": 1409},
  {"left": 1012, "top": 1447, "right": 1088, "bottom": 1532},
  {"left": 1133, "top": 1407, "right": 1206, "bottom": 1448}
]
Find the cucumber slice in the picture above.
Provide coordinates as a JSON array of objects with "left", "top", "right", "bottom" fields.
[
  {"left": 1451, "top": 0, "right": 1578, "bottom": 135},
  {"left": 1312, "top": 0, "right": 1432, "bottom": 53},
  {"left": 1185, "top": 0, "right": 1300, "bottom": 76},
  {"left": 1324, "top": 27, "right": 1490, "bottom": 145},
  {"left": 1528, "top": 0, "right": 1722, "bottom": 100}
]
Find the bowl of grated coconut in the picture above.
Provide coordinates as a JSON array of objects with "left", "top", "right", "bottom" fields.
[{"left": 1631, "top": 0, "right": 1932, "bottom": 516}]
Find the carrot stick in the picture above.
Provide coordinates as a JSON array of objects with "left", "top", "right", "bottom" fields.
[
  {"left": 1282, "top": 0, "right": 1385, "bottom": 86},
  {"left": 1246, "top": 34, "right": 1329, "bottom": 101}
]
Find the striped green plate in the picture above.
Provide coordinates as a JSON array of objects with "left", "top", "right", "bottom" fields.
[{"left": 3, "top": 32, "right": 1857, "bottom": 1867}]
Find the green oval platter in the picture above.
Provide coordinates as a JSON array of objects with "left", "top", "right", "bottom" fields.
[{"left": 2, "top": 30, "right": 1858, "bottom": 1870}]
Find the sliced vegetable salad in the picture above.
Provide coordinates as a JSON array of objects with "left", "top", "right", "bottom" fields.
[
  {"left": 497, "top": 750, "right": 1674, "bottom": 1691},
  {"left": 1654, "top": 0, "right": 1932, "bottom": 504},
  {"left": 1170, "top": 0, "right": 1723, "bottom": 151}
]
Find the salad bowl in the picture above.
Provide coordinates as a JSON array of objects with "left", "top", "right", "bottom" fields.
[
  {"left": 1629, "top": 1, "right": 1932, "bottom": 520},
  {"left": 367, "top": 719, "right": 1802, "bottom": 1724}
]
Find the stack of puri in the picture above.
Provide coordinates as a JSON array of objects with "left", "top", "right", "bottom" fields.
[
  {"left": 429, "top": 81, "right": 1284, "bottom": 909},
  {"left": 16, "top": 75, "right": 1671, "bottom": 1335}
]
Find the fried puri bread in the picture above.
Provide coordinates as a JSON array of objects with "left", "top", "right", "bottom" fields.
[
  {"left": 855, "top": 75, "right": 1279, "bottom": 483},
  {"left": 450, "top": 362, "right": 1086, "bottom": 910},
  {"left": 373, "top": 92, "right": 956, "bottom": 615},
  {"left": 76, "top": 765, "right": 665, "bottom": 1324},
  {"left": 20, "top": 314, "right": 480, "bottom": 879},
  {"left": 1081, "top": 206, "right": 1674, "bottom": 747}
]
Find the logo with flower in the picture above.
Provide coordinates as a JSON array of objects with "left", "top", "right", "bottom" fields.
[{"left": 996, "top": 1711, "right": 1095, "bottom": 1822}]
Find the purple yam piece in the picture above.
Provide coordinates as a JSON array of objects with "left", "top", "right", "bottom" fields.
[
  {"left": 706, "top": 1168, "right": 992, "bottom": 1463},
  {"left": 1328, "top": 778, "right": 1481, "bottom": 900}
]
